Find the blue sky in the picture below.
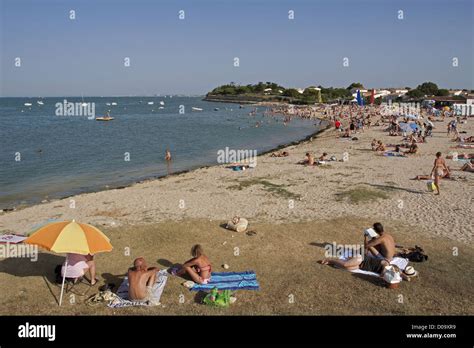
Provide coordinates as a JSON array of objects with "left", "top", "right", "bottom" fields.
[{"left": 1, "top": 0, "right": 473, "bottom": 96}]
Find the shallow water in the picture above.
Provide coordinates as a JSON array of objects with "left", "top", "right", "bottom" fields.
[{"left": 0, "top": 96, "right": 322, "bottom": 209}]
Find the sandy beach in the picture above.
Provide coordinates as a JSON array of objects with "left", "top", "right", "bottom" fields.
[{"left": 0, "top": 112, "right": 473, "bottom": 315}]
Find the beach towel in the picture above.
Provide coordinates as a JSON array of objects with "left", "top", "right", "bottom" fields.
[
  {"left": 190, "top": 271, "right": 259, "bottom": 291},
  {"left": 383, "top": 152, "right": 406, "bottom": 158},
  {"left": 0, "top": 234, "right": 27, "bottom": 244},
  {"left": 108, "top": 270, "right": 168, "bottom": 308}
]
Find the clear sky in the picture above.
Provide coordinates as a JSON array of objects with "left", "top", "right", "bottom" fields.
[{"left": 1, "top": 0, "right": 473, "bottom": 96}]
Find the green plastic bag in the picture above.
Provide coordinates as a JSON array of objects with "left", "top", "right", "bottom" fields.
[{"left": 203, "top": 288, "right": 231, "bottom": 308}]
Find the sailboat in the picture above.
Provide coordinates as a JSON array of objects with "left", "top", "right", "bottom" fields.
[
  {"left": 192, "top": 107, "right": 203, "bottom": 111},
  {"left": 159, "top": 101, "right": 165, "bottom": 106},
  {"left": 37, "top": 100, "right": 44, "bottom": 105}
]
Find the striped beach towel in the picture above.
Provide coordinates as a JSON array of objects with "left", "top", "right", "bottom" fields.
[{"left": 190, "top": 270, "right": 259, "bottom": 291}]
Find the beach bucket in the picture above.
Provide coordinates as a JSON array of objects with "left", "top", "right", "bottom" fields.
[{"left": 426, "top": 180, "right": 436, "bottom": 192}]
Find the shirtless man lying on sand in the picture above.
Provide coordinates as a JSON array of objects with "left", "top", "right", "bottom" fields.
[
  {"left": 128, "top": 257, "right": 159, "bottom": 301},
  {"left": 319, "top": 223, "right": 395, "bottom": 274}
]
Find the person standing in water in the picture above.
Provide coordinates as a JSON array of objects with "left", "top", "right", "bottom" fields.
[
  {"left": 165, "top": 149, "right": 172, "bottom": 161},
  {"left": 431, "top": 152, "right": 450, "bottom": 195}
]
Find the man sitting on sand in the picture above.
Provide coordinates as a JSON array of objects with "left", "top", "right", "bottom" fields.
[
  {"left": 319, "top": 223, "right": 395, "bottom": 274},
  {"left": 299, "top": 152, "right": 315, "bottom": 166},
  {"left": 460, "top": 159, "right": 474, "bottom": 173},
  {"left": 128, "top": 257, "right": 159, "bottom": 301}
]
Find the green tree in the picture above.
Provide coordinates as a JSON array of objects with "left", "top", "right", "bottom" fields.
[
  {"left": 283, "top": 88, "right": 301, "bottom": 98},
  {"left": 435, "top": 89, "right": 450, "bottom": 96},
  {"left": 347, "top": 82, "right": 364, "bottom": 90},
  {"left": 416, "top": 82, "right": 438, "bottom": 96}
]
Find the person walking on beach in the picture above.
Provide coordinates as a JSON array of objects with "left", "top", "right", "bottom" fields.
[{"left": 431, "top": 152, "right": 450, "bottom": 195}]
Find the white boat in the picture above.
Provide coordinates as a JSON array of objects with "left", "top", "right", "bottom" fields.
[
  {"left": 24, "top": 103, "right": 32, "bottom": 106},
  {"left": 106, "top": 103, "right": 111, "bottom": 106},
  {"left": 159, "top": 101, "right": 165, "bottom": 106},
  {"left": 159, "top": 106, "right": 164, "bottom": 109},
  {"left": 37, "top": 101, "right": 44, "bottom": 105},
  {"left": 192, "top": 107, "right": 203, "bottom": 111},
  {"left": 111, "top": 102, "right": 117, "bottom": 106},
  {"left": 147, "top": 101, "right": 154, "bottom": 105}
]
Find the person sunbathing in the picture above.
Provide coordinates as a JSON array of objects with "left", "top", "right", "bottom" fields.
[
  {"left": 318, "top": 152, "right": 328, "bottom": 161},
  {"left": 404, "top": 142, "right": 418, "bottom": 155},
  {"left": 446, "top": 153, "right": 473, "bottom": 160},
  {"left": 128, "top": 257, "right": 159, "bottom": 301},
  {"left": 299, "top": 152, "right": 315, "bottom": 165},
  {"left": 460, "top": 160, "right": 474, "bottom": 173},
  {"left": 375, "top": 141, "right": 386, "bottom": 152},
  {"left": 371, "top": 139, "right": 378, "bottom": 151},
  {"left": 319, "top": 223, "right": 395, "bottom": 274},
  {"left": 173, "top": 244, "right": 212, "bottom": 284},
  {"left": 270, "top": 151, "right": 289, "bottom": 157}
]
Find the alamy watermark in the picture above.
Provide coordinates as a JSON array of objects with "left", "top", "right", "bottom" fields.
[
  {"left": 217, "top": 147, "right": 258, "bottom": 167},
  {"left": 324, "top": 242, "right": 364, "bottom": 258},
  {"left": 55, "top": 99, "right": 95, "bottom": 119},
  {"left": 0, "top": 243, "right": 38, "bottom": 262}
]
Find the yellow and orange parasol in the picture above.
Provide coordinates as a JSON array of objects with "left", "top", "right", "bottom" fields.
[{"left": 25, "top": 220, "right": 112, "bottom": 305}]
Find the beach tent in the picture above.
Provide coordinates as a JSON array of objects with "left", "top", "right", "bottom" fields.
[{"left": 25, "top": 220, "right": 112, "bottom": 306}]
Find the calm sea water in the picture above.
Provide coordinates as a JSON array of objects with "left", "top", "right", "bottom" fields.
[{"left": 0, "top": 96, "right": 322, "bottom": 209}]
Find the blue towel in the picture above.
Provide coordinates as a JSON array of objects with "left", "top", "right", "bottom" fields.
[{"left": 190, "top": 270, "right": 260, "bottom": 291}]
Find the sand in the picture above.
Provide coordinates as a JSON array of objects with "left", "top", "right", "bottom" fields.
[
  {"left": 1, "top": 117, "right": 472, "bottom": 243},
  {"left": 0, "top": 115, "right": 473, "bottom": 315}
]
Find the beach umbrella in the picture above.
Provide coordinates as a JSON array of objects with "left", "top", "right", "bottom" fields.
[{"left": 24, "top": 220, "right": 112, "bottom": 306}]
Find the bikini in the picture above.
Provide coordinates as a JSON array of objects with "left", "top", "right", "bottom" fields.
[{"left": 196, "top": 264, "right": 212, "bottom": 284}]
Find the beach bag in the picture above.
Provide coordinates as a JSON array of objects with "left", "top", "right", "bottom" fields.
[
  {"left": 399, "top": 245, "right": 428, "bottom": 263},
  {"left": 426, "top": 180, "right": 436, "bottom": 192},
  {"left": 226, "top": 217, "right": 248, "bottom": 232},
  {"left": 203, "top": 288, "right": 231, "bottom": 308}
]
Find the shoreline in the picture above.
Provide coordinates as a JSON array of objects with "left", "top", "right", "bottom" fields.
[
  {"left": 0, "top": 122, "right": 330, "bottom": 213},
  {"left": 0, "top": 114, "right": 471, "bottom": 246}
]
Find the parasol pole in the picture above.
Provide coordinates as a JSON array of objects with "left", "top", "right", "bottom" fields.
[{"left": 59, "top": 260, "right": 68, "bottom": 306}]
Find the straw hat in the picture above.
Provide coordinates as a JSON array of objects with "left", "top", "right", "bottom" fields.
[{"left": 403, "top": 265, "right": 418, "bottom": 277}]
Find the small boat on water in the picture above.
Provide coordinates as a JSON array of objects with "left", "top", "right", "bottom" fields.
[
  {"left": 148, "top": 101, "right": 154, "bottom": 105},
  {"left": 106, "top": 103, "right": 111, "bottom": 106},
  {"left": 37, "top": 101, "right": 44, "bottom": 105},
  {"left": 24, "top": 103, "right": 32, "bottom": 106},
  {"left": 214, "top": 108, "right": 219, "bottom": 111},
  {"left": 159, "top": 106, "right": 164, "bottom": 109},
  {"left": 159, "top": 101, "right": 165, "bottom": 106},
  {"left": 192, "top": 107, "right": 203, "bottom": 111},
  {"left": 96, "top": 111, "right": 114, "bottom": 121},
  {"left": 111, "top": 102, "right": 117, "bottom": 106}
]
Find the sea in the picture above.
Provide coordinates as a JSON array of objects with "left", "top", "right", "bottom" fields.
[{"left": 0, "top": 96, "right": 324, "bottom": 209}]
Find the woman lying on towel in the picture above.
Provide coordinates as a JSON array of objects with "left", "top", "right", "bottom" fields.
[{"left": 173, "top": 244, "right": 212, "bottom": 284}]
